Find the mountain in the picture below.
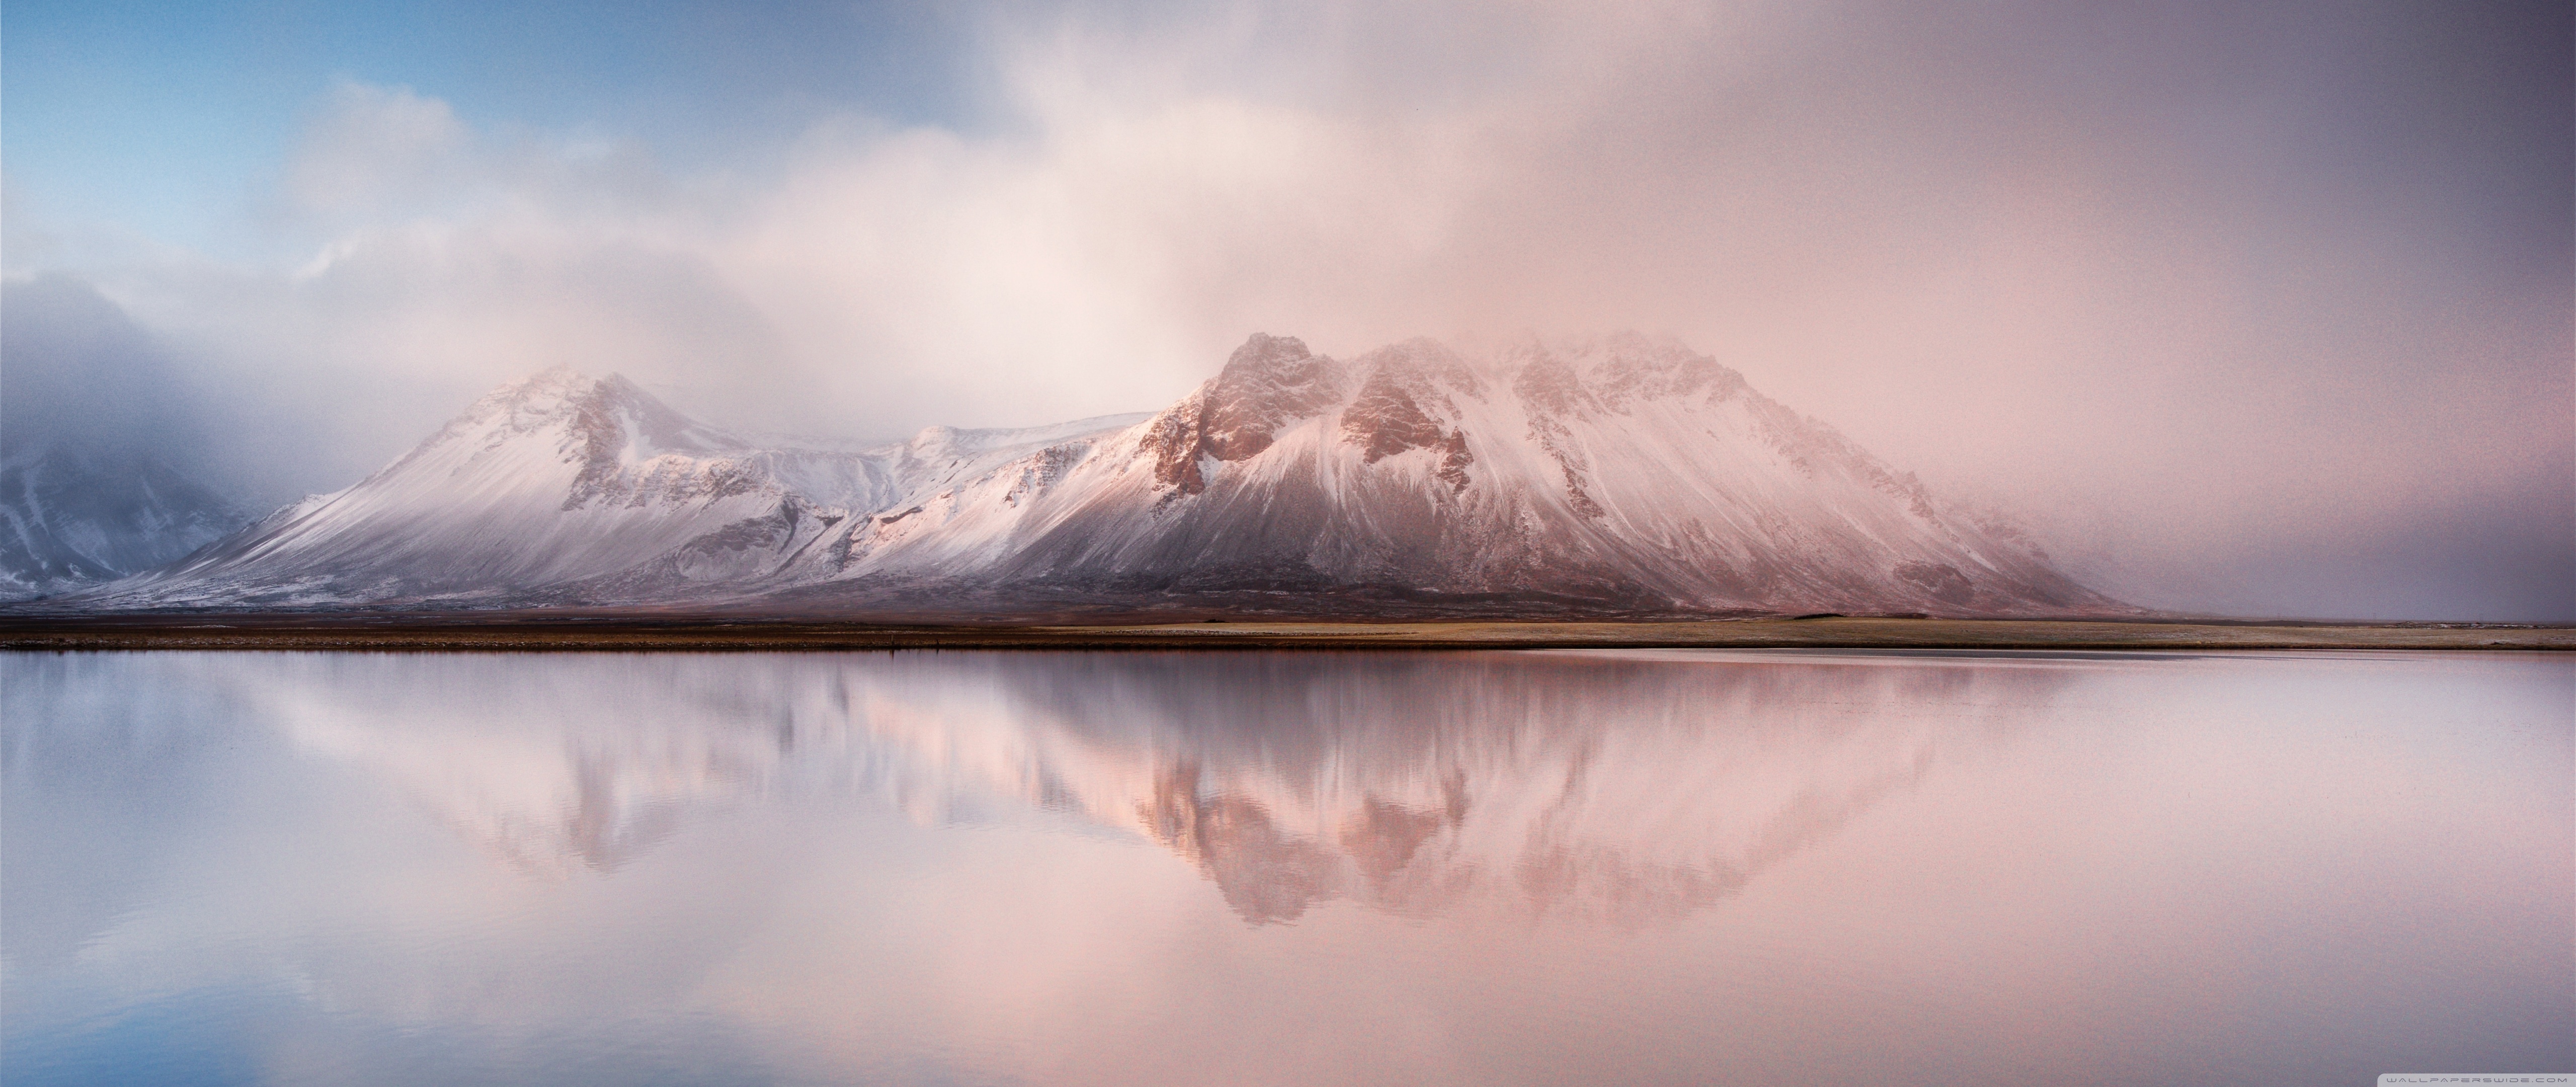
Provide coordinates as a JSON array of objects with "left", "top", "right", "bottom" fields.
[
  {"left": 77, "top": 366, "right": 1142, "bottom": 609},
  {"left": 791, "top": 333, "right": 2113, "bottom": 615},
  {"left": 0, "top": 444, "right": 249, "bottom": 598},
  {"left": 59, "top": 333, "right": 2122, "bottom": 616},
  {"left": 0, "top": 275, "right": 256, "bottom": 599}
]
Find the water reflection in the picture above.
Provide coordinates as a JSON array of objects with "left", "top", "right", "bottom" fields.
[
  {"left": 4, "top": 650, "right": 2568, "bottom": 1087},
  {"left": 88, "top": 652, "right": 2068, "bottom": 922}
]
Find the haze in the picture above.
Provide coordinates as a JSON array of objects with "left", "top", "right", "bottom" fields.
[{"left": 2, "top": 0, "right": 2567, "bottom": 619}]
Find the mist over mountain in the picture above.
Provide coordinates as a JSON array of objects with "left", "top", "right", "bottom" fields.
[
  {"left": 1, "top": 277, "right": 252, "bottom": 597},
  {"left": 10, "top": 3, "right": 2566, "bottom": 619},
  {"left": 47, "top": 332, "right": 2121, "bottom": 618}
]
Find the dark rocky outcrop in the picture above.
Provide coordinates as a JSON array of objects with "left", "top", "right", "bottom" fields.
[{"left": 1144, "top": 334, "right": 1347, "bottom": 494}]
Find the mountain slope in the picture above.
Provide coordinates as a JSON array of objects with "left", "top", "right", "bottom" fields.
[
  {"left": 79, "top": 367, "right": 1140, "bottom": 608},
  {"left": 785, "top": 333, "right": 2114, "bottom": 615},
  {"left": 62, "top": 334, "right": 2122, "bottom": 616},
  {"left": 0, "top": 444, "right": 249, "bottom": 598}
]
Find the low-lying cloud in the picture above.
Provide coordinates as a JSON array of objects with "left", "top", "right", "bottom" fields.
[{"left": 5, "top": 0, "right": 2566, "bottom": 619}]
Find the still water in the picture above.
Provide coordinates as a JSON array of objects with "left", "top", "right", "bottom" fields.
[{"left": 3, "top": 649, "right": 2568, "bottom": 1085}]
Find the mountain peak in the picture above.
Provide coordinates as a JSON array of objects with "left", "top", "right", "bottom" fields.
[
  {"left": 451, "top": 366, "right": 608, "bottom": 429},
  {"left": 1141, "top": 334, "right": 1352, "bottom": 494},
  {"left": 452, "top": 367, "right": 712, "bottom": 447},
  {"left": 510, "top": 363, "right": 610, "bottom": 398},
  {"left": 1219, "top": 332, "right": 1314, "bottom": 374}
]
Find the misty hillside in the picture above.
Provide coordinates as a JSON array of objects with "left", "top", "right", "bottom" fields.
[
  {"left": 48, "top": 333, "right": 2126, "bottom": 618},
  {"left": 0, "top": 445, "right": 248, "bottom": 598},
  {"left": 1, "top": 276, "right": 255, "bottom": 599}
]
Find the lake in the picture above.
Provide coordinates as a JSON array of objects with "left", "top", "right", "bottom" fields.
[{"left": 3, "top": 649, "right": 2568, "bottom": 1085}]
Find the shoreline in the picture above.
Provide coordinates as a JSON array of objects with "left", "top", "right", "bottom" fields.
[{"left": 2, "top": 615, "right": 2566, "bottom": 652}]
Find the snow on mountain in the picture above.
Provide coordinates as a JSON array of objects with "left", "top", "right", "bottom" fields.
[
  {"left": 60, "top": 333, "right": 2122, "bottom": 616},
  {"left": 787, "top": 332, "right": 2117, "bottom": 615},
  {"left": 0, "top": 443, "right": 249, "bottom": 599},
  {"left": 76, "top": 366, "right": 1141, "bottom": 608}
]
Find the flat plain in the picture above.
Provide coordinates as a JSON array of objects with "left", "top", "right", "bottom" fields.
[{"left": 0, "top": 614, "right": 2564, "bottom": 652}]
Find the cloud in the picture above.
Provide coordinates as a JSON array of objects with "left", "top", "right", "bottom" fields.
[
  {"left": 0, "top": 274, "right": 229, "bottom": 477},
  {"left": 284, "top": 82, "right": 476, "bottom": 219},
  {"left": 7, "top": 0, "right": 2567, "bottom": 618}
]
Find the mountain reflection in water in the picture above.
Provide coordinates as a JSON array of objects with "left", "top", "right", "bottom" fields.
[
  {"left": 114, "top": 652, "right": 2058, "bottom": 922},
  {"left": 4, "top": 650, "right": 2567, "bottom": 1087}
]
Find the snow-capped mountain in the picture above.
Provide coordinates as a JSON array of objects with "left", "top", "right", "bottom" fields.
[
  {"left": 797, "top": 333, "right": 2112, "bottom": 614},
  {"left": 61, "top": 333, "right": 2122, "bottom": 616},
  {"left": 1, "top": 443, "right": 249, "bottom": 599},
  {"left": 78, "top": 366, "right": 1142, "bottom": 608}
]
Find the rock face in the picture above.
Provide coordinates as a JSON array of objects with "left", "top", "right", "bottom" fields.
[
  {"left": 1144, "top": 334, "right": 1350, "bottom": 494},
  {"left": 58, "top": 333, "right": 2126, "bottom": 617},
  {"left": 1340, "top": 341, "right": 1476, "bottom": 489}
]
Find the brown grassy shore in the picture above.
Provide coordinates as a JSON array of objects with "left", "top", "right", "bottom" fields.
[{"left": 1, "top": 614, "right": 2565, "bottom": 652}]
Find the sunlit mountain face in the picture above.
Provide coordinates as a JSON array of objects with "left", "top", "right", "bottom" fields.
[
  {"left": 57, "top": 333, "right": 2125, "bottom": 618},
  {"left": 109, "top": 650, "right": 2072, "bottom": 922}
]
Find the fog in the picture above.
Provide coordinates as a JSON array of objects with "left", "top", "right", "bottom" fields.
[{"left": 3, "top": 0, "right": 2566, "bottom": 619}]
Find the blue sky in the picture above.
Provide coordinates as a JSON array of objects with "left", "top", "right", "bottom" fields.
[{"left": 4, "top": 0, "right": 982, "bottom": 256}]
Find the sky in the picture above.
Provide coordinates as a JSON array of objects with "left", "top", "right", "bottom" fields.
[{"left": 2, "top": 0, "right": 2569, "bottom": 620}]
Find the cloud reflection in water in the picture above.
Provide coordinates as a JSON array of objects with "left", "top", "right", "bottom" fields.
[{"left": 198, "top": 651, "right": 2067, "bottom": 922}]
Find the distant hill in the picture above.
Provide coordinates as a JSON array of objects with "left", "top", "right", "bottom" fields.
[{"left": 0, "top": 276, "right": 252, "bottom": 600}]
